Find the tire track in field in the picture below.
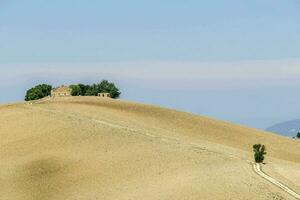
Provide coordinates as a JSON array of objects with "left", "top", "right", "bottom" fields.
[{"left": 253, "top": 163, "right": 300, "bottom": 200}]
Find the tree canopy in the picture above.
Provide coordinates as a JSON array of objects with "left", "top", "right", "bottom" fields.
[
  {"left": 252, "top": 144, "right": 267, "bottom": 163},
  {"left": 297, "top": 132, "right": 300, "bottom": 139},
  {"left": 70, "top": 80, "right": 121, "bottom": 98},
  {"left": 25, "top": 84, "right": 52, "bottom": 101}
]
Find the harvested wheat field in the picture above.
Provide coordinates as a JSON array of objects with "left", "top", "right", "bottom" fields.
[{"left": 0, "top": 96, "right": 299, "bottom": 200}]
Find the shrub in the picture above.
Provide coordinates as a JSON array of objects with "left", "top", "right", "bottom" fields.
[
  {"left": 297, "top": 132, "right": 300, "bottom": 139},
  {"left": 252, "top": 144, "right": 267, "bottom": 163}
]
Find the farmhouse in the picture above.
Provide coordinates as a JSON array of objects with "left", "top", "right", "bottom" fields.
[
  {"left": 98, "top": 93, "right": 111, "bottom": 98},
  {"left": 51, "top": 85, "right": 72, "bottom": 97}
]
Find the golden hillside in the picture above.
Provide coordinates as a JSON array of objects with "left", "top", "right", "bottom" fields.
[{"left": 0, "top": 97, "right": 299, "bottom": 200}]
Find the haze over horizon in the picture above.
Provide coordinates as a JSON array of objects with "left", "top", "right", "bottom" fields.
[{"left": 1, "top": 1, "right": 300, "bottom": 130}]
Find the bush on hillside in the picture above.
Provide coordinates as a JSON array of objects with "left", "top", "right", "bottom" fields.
[
  {"left": 25, "top": 84, "right": 52, "bottom": 101},
  {"left": 252, "top": 144, "right": 267, "bottom": 163}
]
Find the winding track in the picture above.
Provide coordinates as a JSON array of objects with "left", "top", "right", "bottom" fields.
[{"left": 253, "top": 163, "right": 300, "bottom": 200}]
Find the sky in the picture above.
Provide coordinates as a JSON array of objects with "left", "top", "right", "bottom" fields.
[{"left": 0, "top": 0, "right": 300, "bottom": 129}]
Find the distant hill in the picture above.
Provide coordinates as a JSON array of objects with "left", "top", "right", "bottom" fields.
[{"left": 266, "top": 119, "right": 300, "bottom": 137}]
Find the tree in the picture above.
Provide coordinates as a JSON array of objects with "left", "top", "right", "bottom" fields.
[
  {"left": 70, "top": 80, "right": 121, "bottom": 98},
  {"left": 25, "top": 84, "right": 52, "bottom": 101},
  {"left": 78, "top": 84, "right": 89, "bottom": 96},
  {"left": 96, "top": 80, "right": 121, "bottom": 98},
  {"left": 70, "top": 85, "right": 82, "bottom": 96},
  {"left": 85, "top": 84, "right": 98, "bottom": 96},
  {"left": 70, "top": 84, "right": 91, "bottom": 96},
  {"left": 252, "top": 144, "right": 267, "bottom": 163},
  {"left": 297, "top": 132, "right": 300, "bottom": 139}
]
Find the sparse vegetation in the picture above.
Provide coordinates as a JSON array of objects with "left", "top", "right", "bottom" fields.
[
  {"left": 252, "top": 144, "right": 267, "bottom": 163},
  {"left": 25, "top": 84, "right": 53, "bottom": 101}
]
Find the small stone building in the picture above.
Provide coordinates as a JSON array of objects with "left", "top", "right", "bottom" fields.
[
  {"left": 51, "top": 85, "right": 72, "bottom": 97},
  {"left": 98, "top": 93, "right": 111, "bottom": 98}
]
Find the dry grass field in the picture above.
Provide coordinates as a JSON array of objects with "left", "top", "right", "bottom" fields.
[{"left": 0, "top": 96, "right": 299, "bottom": 200}]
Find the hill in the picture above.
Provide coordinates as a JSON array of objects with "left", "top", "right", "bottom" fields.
[
  {"left": 266, "top": 119, "right": 300, "bottom": 137},
  {"left": 0, "top": 97, "right": 299, "bottom": 200}
]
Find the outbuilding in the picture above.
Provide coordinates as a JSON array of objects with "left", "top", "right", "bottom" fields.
[{"left": 97, "top": 93, "right": 111, "bottom": 98}]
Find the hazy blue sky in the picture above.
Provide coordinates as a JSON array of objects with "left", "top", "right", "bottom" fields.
[{"left": 1, "top": 1, "right": 300, "bottom": 129}]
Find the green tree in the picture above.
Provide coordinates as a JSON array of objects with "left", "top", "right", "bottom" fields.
[
  {"left": 297, "top": 132, "right": 300, "bottom": 139},
  {"left": 70, "top": 85, "right": 82, "bottom": 96},
  {"left": 70, "top": 84, "right": 91, "bottom": 96},
  {"left": 85, "top": 84, "right": 98, "bottom": 96},
  {"left": 25, "top": 84, "right": 52, "bottom": 101},
  {"left": 78, "top": 84, "right": 89, "bottom": 96},
  {"left": 96, "top": 80, "right": 121, "bottom": 98},
  {"left": 252, "top": 144, "right": 267, "bottom": 163},
  {"left": 68, "top": 80, "right": 121, "bottom": 98}
]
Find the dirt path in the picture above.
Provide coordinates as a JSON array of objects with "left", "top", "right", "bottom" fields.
[{"left": 253, "top": 163, "right": 300, "bottom": 199}]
